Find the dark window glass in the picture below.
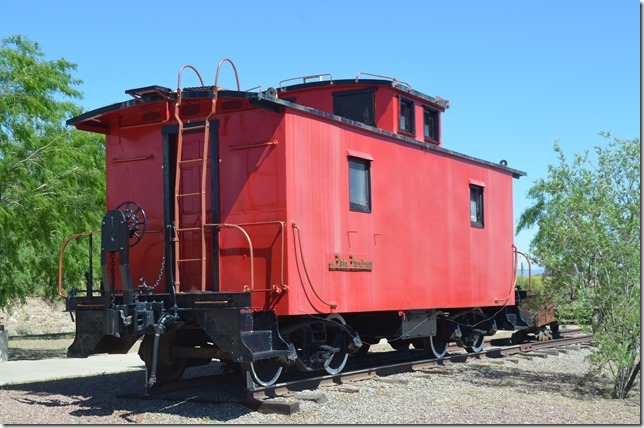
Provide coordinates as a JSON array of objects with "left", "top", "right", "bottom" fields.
[
  {"left": 470, "top": 185, "right": 484, "bottom": 228},
  {"left": 424, "top": 107, "right": 439, "bottom": 142},
  {"left": 399, "top": 98, "right": 415, "bottom": 134},
  {"left": 349, "top": 157, "right": 371, "bottom": 213},
  {"left": 333, "top": 89, "right": 375, "bottom": 126}
]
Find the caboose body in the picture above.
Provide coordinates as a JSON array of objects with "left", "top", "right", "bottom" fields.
[{"left": 60, "top": 61, "right": 531, "bottom": 387}]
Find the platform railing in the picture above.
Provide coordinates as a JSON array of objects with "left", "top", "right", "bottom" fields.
[
  {"left": 59, "top": 221, "right": 286, "bottom": 299},
  {"left": 57, "top": 231, "right": 100, "bottom": 299},
  {"left": 354, "top": 71, "right": 412, "bottom": 91},
  {"left": 58, "top": 229, "right": 165, "bottom": 300},
  {"left": 279, "top": 74, "right": 333, "bottom": 91},
  {"left": 513, "top": 245, "right": 532, "bottom": 292}
]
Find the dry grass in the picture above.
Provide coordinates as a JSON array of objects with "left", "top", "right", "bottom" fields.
[
  {"left": 1, "top": 297, "right": 75, "bottom": 360},
  {"left": 1, "top": 297, "right": 74, "bottom": 336}
]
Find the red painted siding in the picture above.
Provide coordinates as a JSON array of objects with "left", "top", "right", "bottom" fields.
[
  {"left": 279, "top": 109, "right": 516, "bottom": 315},
  {"left": 93, "top": 81, "right": 517, "bottom": 318}
]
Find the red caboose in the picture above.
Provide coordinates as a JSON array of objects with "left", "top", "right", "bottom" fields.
[{"left": 59, "top": 60, "right": 530, "bottom": 387}]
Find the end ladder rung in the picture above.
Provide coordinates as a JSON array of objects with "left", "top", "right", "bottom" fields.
[
  {"left": 178, "top": 258, "right": 202, "bottom": 263},
  {"left": 179, "top": 158, "right": 205, "bottom": 165},
  {"left": 181, "top": 124, "right": 206, "bottom": 131},
  {"left": 177, "top": 227, "right": 201, "bottom": 232},
  {"left": 177, "top": 192, "right": 201, "bottom": 198}
]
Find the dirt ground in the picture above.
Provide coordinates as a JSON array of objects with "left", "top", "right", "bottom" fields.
[
  {"left": 1, "top": 296, "right": 74, "bottom": 336},
  {"left": 2, "top": 297, "right": 80, "bottom": 360},
  {"left": 0, "top": 297, "right": 639, "bottom": 424}
]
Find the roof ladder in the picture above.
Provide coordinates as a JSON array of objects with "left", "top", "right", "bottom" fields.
[
  {"left": 173, "top": 65, "right": 210, "bottom": 293},
  {"left": 172, "top": 59, "right": 241, "bottom": 293}
]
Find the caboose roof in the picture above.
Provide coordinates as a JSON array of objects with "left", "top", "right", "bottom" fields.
[
  {"left": 68, "top": 79, "right": 526, "bottom": 179},
  {"left": 277, "top": 78, "right": 450, "bottom": 110}
]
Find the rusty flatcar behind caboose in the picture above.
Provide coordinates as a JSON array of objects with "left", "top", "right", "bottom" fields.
[{"left": 59, "top": 59, "right": 536, "bottom": 388}]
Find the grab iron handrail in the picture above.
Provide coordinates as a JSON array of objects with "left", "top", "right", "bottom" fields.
[{"left": 203, "top": 221, "right": 287, "bottom": 293}]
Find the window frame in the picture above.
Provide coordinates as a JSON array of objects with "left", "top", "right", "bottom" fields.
[
  {"left": 423, "top": 106, "right": 439, "bottom": 143},
  {"left": 469, "top": 184, "right": 485, "bottom": 228},
  {"left": 348, "top": 156, "right": 372, "bottom": 213},
  {"left": 398, "top": 97, "right": 415, "bottom": 135},
  {"left": 332, "top": 88, "right": 376, "bottom": 126}
]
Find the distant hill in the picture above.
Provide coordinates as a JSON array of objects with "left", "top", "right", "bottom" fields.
[{"left": 516, "top": 267, "right": 544, "bottom": 277}]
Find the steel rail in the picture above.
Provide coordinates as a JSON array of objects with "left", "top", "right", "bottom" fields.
[
  {"left": 248, "top": 333, "right": 594, "bottom": 399},
  {"left": 134, "top": 329, "right": 592, "bottom": 410},
  {"left": 127, "top": 330, "right": 593, "bottom": 414},
  {"left": 140, "top": 331, "right": 591, "bottom": 398}
]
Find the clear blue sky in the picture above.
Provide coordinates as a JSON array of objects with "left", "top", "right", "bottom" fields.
[{"left": 2, "top": 0, "right": 640, "bottom": 258}]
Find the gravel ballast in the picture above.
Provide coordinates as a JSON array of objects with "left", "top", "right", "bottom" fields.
[
  {"left": 0, "top": 347, "right": 640, "bottom": 424},
  {"left": 1, "top": 299, "right": 640, "bottom": 424}
]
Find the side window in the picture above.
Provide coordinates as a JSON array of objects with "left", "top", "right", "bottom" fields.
[
  {"left": 399, "top": 97, "right": 415, "bottom": 134},
  {"left": 423, "top": 107, "right": 439, "bottom": 142},
  {"left": 349, "top": 157, "right": 371, "bottom": 213},
  {"left": 333, "top": 89, "right": 376, "bottom": 126},
  {"left": 470, "top": 185, "right": 484, "bottom": 228}
]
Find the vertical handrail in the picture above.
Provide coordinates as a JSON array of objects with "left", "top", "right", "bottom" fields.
[
  {"left": 176, "top": 65, "right": 205, "bottom": 90},
  {"left": 173, "top": 65, "right": 206, "bottom": 293},
  {"left": 291, "top": 222, "right": 338, "bottom": 310},
  {"left": 203, "top": 221, "right": 287, "bottom": 293},
  {"left": 214, "top": 58, "right": 241, "bottom": 90},
  {"left": 235, "top": 221, "right": 286, "bottom": 289},
  {"left": 197, "top": 62, "right": 225, "bottom": 291},
  {"left": 204, "top": 223, "right": 254, "bottom": 291},
  {"left": 514, "top": 246, "right": 533, "bottom": 292}
]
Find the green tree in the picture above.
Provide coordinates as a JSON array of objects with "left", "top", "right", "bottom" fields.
[
  {"left": 0, "top": 35, "right": 105, "bottom": 308},
  {"left": 517, "top": 134, "right": 640, "bottom": 398}
]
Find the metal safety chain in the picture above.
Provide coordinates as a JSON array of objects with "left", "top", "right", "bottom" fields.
[
  {"left": 151, "top": 237, "right": 166, "bottom": 290},
  {"left": 137, "top": 237, "right": 166, "bottom": 294}
]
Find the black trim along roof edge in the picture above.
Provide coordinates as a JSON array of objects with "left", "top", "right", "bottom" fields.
[
  {"left": 66, "top": 88, "right": 525, "bottom": 179},
  {"left": 254, "top": 93, "right": 526, "bottom": 179},
  {"left": 278, "top": 78, "right": 450, "bottom": 109}
]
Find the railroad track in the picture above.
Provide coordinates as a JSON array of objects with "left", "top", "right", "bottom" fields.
[
  {"left": 248, "top": 330, "right": 592, "bottom": 400},
  {"left": 134, "top": 328, "right": 592, "bottom": 414},
  {"left": 8, "top": 332, "right": 75, "bottom": 341}
]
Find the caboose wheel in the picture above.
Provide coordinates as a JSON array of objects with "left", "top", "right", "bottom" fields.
[
  {"left": 283, "top": 313, "right": 353, "bottom": 374},
  {"left": 242, "top": 358, "right": 283, "bottom": 387},
  {"left": 423, "top": 335, "right": 449, "bottom": 358},
  {"left": 535, "top": 327, "right": 553, "bottom": 342},
  {"left": 455, "top": 308, "right": 486, "bottom": 353},
  {"left": 464, "top": 333, "right": 485, "bottom": 353},
  {"left": 324, "top": 314, "right": 349, "bottom": 375},
  {"left": 139, "top": 333, "right": 188, "bottom": 382}
]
